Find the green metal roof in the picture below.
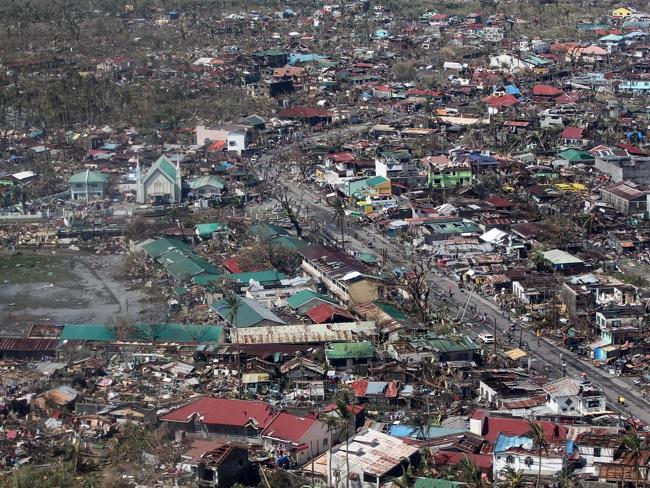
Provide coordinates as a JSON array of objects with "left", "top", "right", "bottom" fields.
[
  {"left": 148, "top": 155, "right": 177, "bottom": 182},
  {"left": 374, "top": 301, "right": 408, "bottom": 321},
  {"left": 253, "top": 49, "right": 288, "bottom": 57},
  {"left": 195, "top": 222, "right": 228, "bottom": 238},
  {"left": 68, "top": 170, "right": 109, "bottom": 184},
  {"left": 212, "top": 296, "right": 285, "bottom": 328},
  {"left": 268, "top": 235, "right": 307, "bottom": 250},
  {"left": 356, "top": 253, "right": 379, "bottom": 264},
  {"left": 414, "top": 479, "right": 464, "bottom": 488},
  {"left": 558, "top": 149, "right": 594, "bottom": 162},
  {"left": 250, "top": 223, "right": 289, "bottom": 239},
  {"left": 191, "top": 273, "right": 224, "bottom": 286},
  {"left": 60, "top": 323, "right": 222, "bottom": 342},
  {"left": 61, "top": 324, "right": 115, "bottom": 341},
  {"left": 140, "top": 237, "right": 191, "bottom": 259},
  {"left": 223, "top": 270, "right": 287, "bottom": 285},
  {"left": 286, "top": 290, "right": 337, "bottom": 309},
  {"left": 366, "top": 175, "right": 389, "bottom": 187},
  {"left": 243, "top": 114, "right": 266, "bottom": 127},
  {"left": 190, "top": 175, "right": 225, "bottom": 190},
  {"left": 543, "top": 249, "right": 584, "bottom": 265},
  {"left": 326, "top": 341, "right": 374, "bottom": 360},
  {"left": 159, "top": 249, "right": 221, "bottom": 283},
  {"left": 131, "top": 323, "right": 222, "bottom": 342},
  {"left": 344, "top": 179, "right": 370, "bottom": 197}
]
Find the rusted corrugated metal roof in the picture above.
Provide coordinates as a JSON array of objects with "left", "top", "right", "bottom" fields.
[{"left": 0, "top": 338, "right": 59, "bottom": 352}]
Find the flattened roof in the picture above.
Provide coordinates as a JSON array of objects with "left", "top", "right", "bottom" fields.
[
  {"left": 333, "top": 428, "right": 419, "bottom": 477},
  {"left": 543, "top": 249, "right": 584, "bottom": 265}
]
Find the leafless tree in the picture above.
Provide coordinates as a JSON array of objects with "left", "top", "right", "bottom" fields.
[
  {"left": 270, "top": 186, "right": 304, "bottom": 237},
  {"left": 402, "top": 254, "right": 435, "bottom": 323}
]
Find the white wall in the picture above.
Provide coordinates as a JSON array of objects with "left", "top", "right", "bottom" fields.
[
  {"left": 494, "top": 452, "right": 564, "bottom": 479},
  {"left": 144, "top": 171, "right": 174, "bottom": 199}
]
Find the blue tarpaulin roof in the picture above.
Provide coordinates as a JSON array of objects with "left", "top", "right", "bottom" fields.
[
  {"left": 389, "top": 425, "right": 468, "bottom": 439},
  {"left": 494, "top": 433, "right": 533, "bottom": 452},
  {"left": 505, "top": 85, "right": 521, "bottom": 96}
]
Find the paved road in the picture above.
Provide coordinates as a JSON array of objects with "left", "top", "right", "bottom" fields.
[{"left": 255, "top": 128, "right": 650, "bottom": 426}]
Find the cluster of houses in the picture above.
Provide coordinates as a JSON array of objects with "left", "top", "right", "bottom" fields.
[{"left": 1, "top": 1, "right": 650, "bottom": 486}]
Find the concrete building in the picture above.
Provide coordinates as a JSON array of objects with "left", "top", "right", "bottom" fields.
[
  {"left": 542, "top": 377, "right": 607, "bottom": 416},
  {"left": 299, "top": 245, "right": 383, "bottom": 305},
  {"left": 195, "top": 124, "right": 251, "bottom": 154},
  {"left": 600, "top": 181, "right": 649, "bottom": 214},
  {"left": 594, "top": 155, "right": 650, "bottom": 185},
  {"left": 493, "top": 433, "right": 565, "bottom": 480},
  {"left": 69, "top": 170, "right": 109, "bottom": 201}
]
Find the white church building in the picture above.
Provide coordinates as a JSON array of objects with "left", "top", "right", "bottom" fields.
[{"left": 136, "top": 155, "right": 182, "bottom": 204}]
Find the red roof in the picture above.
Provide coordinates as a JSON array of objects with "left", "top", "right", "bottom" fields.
[
  {"left": 385, "top": 381, "right": 398, "bottom": 398},
  {"left": 618, "top": 143, "right": 647, "bottom": 156},
  {"left": 328, "top": 152, "right": 355, "bottom": 163},
  {"left": 208, "top": 140, "right": 226, "bottom": 152},
  {"left": 429, "top": 13, "right": 448, "bottom": 20},
  {"left": 406, "top": 88, "right": 443, "bottom": 97},
  {"left": 555, "top": 92, "right": 580, "bottom": 105},
  {"left": 161, "top": 397, "right": 276, "bottom": 428},
  {"left": 475, "top": 410, "right": 567, "bottom": 443},
  {"left": 481, "top": 94, "right": 519, "bottom": 107},
  {"left": 485, "top": 195, "right": 514, "bottom": 208},
  {"left": 261, "top": 412, "right": 316, "bottom": 443},
  {"left": 322, "top": 403, "right": 365, "bottom": 415},
  {"left": 306, "top": 303, "right": 355, "bottom": 324},
  {"left": 503, "top": 120, "right": 530, "bottom": 127},
  {"left": 561, "top": 127, "right": 585, "bottom": 140},
  {"left": 532, "top": 84, "right": 563, "bottom": 97},
  {"left": 351, "top": 379, "right": 369, "bottom": 397},
  {"left": 222, "top": 257, "right": 242, "bottom": 273},
  {"left": 434, "top": 451, "right": 493, "bottom": 471}
]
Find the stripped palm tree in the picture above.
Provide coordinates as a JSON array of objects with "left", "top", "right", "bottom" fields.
[
  {"left": 622, "top": 429, "right": 647, "bottom": 488},
  {"left": 526, "top": 421, "right": 549, "bottom": 488},
  {"left": 459, "top": 456, "right": 483, "bottom": 488},
  {"left": 500, "top": 465, "right": 523, "bottom": 488},
  {"left": 322, "top": 413, "right": 339, "bottom": 487},
  {"left": 224, "top": 292, "right": 242, "bottom": 399},
  {"left": 555, "top": 467, "right": 582, "bottom": 488},
  {"left": 332, "top": 198, "right": 346, "bottom": 247},
  {"left": 335, "top": 396, "right": 354, "bottom": 488},
  {"left": 390, "top": 457, "right": 413, "bottom": 487}
]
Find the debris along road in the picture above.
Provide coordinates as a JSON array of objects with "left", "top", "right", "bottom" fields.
[{"left": 257, "top": 131, "right": 650, "bottom": 426}]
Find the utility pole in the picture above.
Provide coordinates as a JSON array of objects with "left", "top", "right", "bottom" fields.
[
  {"left": 519, "top": 325, "right": 523, "bottom": 348},
  {"left": 494, "top": 317, "right": 497, "bottom": 356}
]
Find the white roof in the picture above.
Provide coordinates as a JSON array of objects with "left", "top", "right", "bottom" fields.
[
  {"left": 11, "top": 170, "right": 36, "bottom": 180},
  {"left": 331, "top": 428, "right": 419, "bottom": 477},
  {"left": 235, "top": 321, "right": 376, "bottom": 344},
  {"left": 480, "top": 228, "right": 508, "bottom": 243}
]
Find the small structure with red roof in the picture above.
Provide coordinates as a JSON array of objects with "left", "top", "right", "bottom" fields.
[
  {"left": 561, "top": 126, "right": 589, "bottom": 146},
  {"left": 261, "top": 411, "right": 330, "bottom": 465}
]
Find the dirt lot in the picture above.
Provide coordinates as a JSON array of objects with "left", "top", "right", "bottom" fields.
[{"left": 0, "top": 251, "right": 165, "bottom": 334}]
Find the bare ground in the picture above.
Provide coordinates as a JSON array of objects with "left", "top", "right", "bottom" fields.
[{"left": 0, "top": 251, "right": 165, "bottom": 334}]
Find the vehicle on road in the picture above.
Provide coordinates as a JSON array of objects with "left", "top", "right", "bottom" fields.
[{"left": 478, "top": 333, "right": 495, "bottom": 344}]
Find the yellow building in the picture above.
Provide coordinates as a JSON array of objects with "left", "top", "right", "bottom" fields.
[{"left": 611, "top": 7, "right": 633, "bottom": 17}]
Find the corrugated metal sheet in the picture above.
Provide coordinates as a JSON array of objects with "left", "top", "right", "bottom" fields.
[
  {"left": 234, "top": 321, "right": 376, "bottom": 344},
  {"left": 0, "top": 338, "right": 59, "bottom": 352}
]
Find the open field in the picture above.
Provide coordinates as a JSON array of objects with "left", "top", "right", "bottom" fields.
[{"left": 0, "top": 251, "right": 165, "bottom": 333}]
